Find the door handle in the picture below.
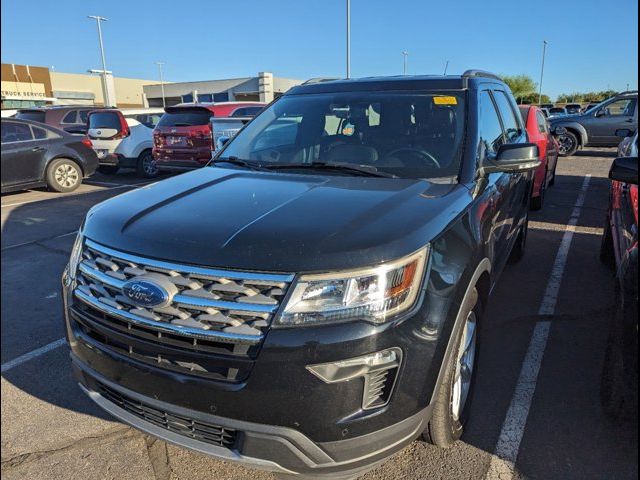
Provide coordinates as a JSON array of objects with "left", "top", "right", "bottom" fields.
[{"left": 31, "top": 146, "right": 45, "bottom": 152}]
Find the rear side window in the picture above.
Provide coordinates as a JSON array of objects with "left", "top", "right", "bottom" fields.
[
  {"left": 89, "top": 112, "right": 121, "bottom": 129},
  {"left": 479, "top": 91, "right": 505, "bottom": 155},
  {"left": 157, "top": 110, "right": 212, "bottom": 127},
  {"left": 61, "top": 111, "right": 78, "bottom": 124},
  {"left": 536, "top": 111, "right": 548, "bottom": 134},
  {"left": 231, "top": 106, "right": 264, "bottom": 117},
  {"left": 15, "top": 111, "right": 45, "bottom": 123},
  {"left": 493, "top": 91, "right": 521, "bottom": 143},
  {"left": 1, "top": 122, "right": 34, "bottom": 143},
  {"left": 31, "top": 125, "right": 48, "bottom": 139}
]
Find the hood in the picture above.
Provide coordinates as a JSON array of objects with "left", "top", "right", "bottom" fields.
[{"left": 83, "top": 167, "right": 472, "bottom": 273}]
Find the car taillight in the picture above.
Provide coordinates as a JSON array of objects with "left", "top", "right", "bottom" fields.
[{"left": 82, "top": 137, "right": 92, "bottom": 148}]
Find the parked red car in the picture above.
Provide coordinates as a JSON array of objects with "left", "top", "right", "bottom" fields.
[
  {"left": 519, "top": 105, "right": 560, "bottom": 210},
  {"left": 600, "top": 145, "right": 638, "bottom": 419},
  {"left": 153, "top": 102, "right": 265, "bottom": 172}
]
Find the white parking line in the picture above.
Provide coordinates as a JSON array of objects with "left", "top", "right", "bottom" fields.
[
  {"left": 1, "top": 338, "right": 66, "bottom": 373},
  {"left": 485, "top": 175, "right": 592, "bottom": 480}
]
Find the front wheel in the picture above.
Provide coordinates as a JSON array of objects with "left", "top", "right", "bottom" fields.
[
  {"left": 422, "top": 289, "right": 481, "bottom": 446},
  {"left": 46, "top": 158, "right": 82, "bottom": 192},
  {"left": 137, "top": 150, "right": 159, "bottom": 178},
  {"left": 556, "top": 131, "right": 579, "bottom": 157}
]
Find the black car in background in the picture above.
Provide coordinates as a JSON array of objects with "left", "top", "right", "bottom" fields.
[
  {"left": 62, "top": 71, "right": 540, "bottom": 478},
  {"left": 551, "top": 91, "right": 638, "bottom": 156},
  {"left": 1, "top": 118, "right": 98, "bottom": 193}
]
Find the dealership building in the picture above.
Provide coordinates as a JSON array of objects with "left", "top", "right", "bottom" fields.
[
  {"left": 142, "top": 72, "right": 303, "bottom": 106},
  {"left": 1, "top": 63, "right": 157, "bottom": 109},
  {"left": 2, "top": 63, "right": 304, "bottom": 110}
]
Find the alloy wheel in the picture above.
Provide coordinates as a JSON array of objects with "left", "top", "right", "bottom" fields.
[
  {"left": 54, "top": 164, "right": 80, "bottom": 189},
  {"left": 451, "top": 310, "right": 477, "bottom": 421},
  {"left": 557, "top": 134, "right": 577, "bottom": 155}
]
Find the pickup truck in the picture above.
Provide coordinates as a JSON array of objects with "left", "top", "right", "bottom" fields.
[
  {"left": 62, "top": 71, "right": 539, "bottom": 478},
  {"left": 551, "top": 91, "right": 638, "bottom": 156}
]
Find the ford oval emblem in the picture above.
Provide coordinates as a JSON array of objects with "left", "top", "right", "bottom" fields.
[{"left": 122, "top": 279, "right": 171, "bottom": 308}]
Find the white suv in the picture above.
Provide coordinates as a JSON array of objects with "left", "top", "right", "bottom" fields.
[{"left": 87, "top": 108, "right": 164, "bottom": 178}]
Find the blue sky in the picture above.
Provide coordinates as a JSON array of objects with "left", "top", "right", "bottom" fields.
[{"left": 1, "top": 0, "right": 637, "bottom": 99}]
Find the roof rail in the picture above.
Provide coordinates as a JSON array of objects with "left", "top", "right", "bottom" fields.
[
  {"left": 462, "top": 70, "right": 503, "bottom": 82},
  {"left": 302, "top": 77, "right": 341, "bottom": 85}
]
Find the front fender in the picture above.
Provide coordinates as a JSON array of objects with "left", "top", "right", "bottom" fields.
[{"left": 551, "top": 121, "right": 588, "bottom": 145}]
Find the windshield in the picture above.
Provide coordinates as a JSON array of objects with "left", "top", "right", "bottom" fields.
[
  {"left": 16, "top": 111, "right": 45, "bottom": 123},
  {"left": 217, "top": 91, "right": 466, "bottom": 180}
]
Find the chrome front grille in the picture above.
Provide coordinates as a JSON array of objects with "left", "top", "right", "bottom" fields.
[{"left": 73, "top": 239, "right": 293, "bottom": 351}]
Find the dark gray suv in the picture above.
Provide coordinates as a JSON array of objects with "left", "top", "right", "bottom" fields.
[{"left": 550, "top": 91, "right": 638, "bottom": 156}]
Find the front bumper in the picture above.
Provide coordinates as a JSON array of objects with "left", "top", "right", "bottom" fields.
[
  {"left": 62, "top": 261, "right": 444, "bottom": 477},
  {"left": 73, "top": 357, "right": 430, "bottom": 477}
]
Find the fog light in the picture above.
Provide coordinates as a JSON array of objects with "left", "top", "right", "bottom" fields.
[{"left": 306, "top": 348, "right": 402, "bottom": 410}]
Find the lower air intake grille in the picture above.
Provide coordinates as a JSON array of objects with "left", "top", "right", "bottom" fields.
[{"left": 98, "top": 383, "right": 238, "bottom": 449}]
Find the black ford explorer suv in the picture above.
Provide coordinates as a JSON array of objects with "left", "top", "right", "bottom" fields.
[
  {"left": 551, "top": 90, "right": 638, "bottom": 156},
  {"left": 62, "top": 71, "right": 540, "bottom": 479}
]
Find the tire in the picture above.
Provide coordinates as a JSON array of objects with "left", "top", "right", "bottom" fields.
[
  {"left": 46, "top": 158, "right": 82, "bottom": 193},
  {"left": 530, "top": 168, "right": 548, "bottom": 211},
  {"left": 556, "top": 131, "right": 579, "bottom": 157},
  {"left": 422, "top": 289, "right": 481, "bottom": 447},
  {"left": 600, "top": 218, "right": 615, "bottom": 268},
  {"left": 98, "top": 165, "right": 119, "bottom": 175},
  {"left": 137, "top": 150, "right": 159, "bottom": 179},
  {"left": 508, "top": 214, "right": 529, "bottom": 264}
]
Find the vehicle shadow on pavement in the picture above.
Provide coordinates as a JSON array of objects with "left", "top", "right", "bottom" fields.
[
  {"left": 1, "top": 170, "right": 637, "bottom": 480},
  {"left": 575, "top": 149, "right": 618, "bottom": 158}
]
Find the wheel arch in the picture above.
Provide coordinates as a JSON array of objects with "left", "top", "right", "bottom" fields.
[{"left": 553, "top": 121, "right": 588, "bottom": 146}]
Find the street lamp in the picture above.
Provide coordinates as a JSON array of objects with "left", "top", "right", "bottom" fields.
[
  {"left": 88, "top": 15, "right": 110, "bottom": 107},
  {"left": 156, "top": 62, "right": 166, "bottom": 108},
  {"left": 538, "top": 40, "right": 548, "bottom": 106},
  {"left": 402, "top": 51, "right": 408, "bottom": 75},
  {"left": 346, "top": 0, "right": 351, "bottom": 78}
]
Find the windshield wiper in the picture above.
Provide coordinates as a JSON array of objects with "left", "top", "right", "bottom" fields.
[
  {"left": 211, "top": 156, "right": 267, "bottom": 171},
  {"left": 263, "top": 161, "right": 398, "bottom": 178}
]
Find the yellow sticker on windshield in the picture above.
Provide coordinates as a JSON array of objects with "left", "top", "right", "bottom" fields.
[{"left": 433, "top": 96, "right": 458, "bottom": 105}]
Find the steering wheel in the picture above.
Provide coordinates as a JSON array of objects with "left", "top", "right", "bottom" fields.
[{"left": 384, "top": 147, "right": 441, "bottom": 168}]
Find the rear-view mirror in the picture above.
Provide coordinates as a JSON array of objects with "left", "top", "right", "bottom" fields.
[
  {"left": 480, "top": 143, "right": 540, "bottom": 176},
  {"left": 609, "top": 157, "right": 638, "bottom": 185}
]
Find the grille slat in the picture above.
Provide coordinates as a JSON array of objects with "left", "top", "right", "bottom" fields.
[
  {"left": 98, "top": 383, "right": 237, "bottom": 449},
  {"left": 72, "top": 240, "right": 292, "bottom": 350}
]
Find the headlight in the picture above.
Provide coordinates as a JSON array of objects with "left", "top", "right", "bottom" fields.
[
  {"left": 277, "top": 246, "right": 429, "bottom": 326},
  {"left": 67, "top": 231, "right": 84, "bottom": 281}
]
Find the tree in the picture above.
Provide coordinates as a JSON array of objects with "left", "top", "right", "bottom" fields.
[
  {"left": 501, "top": 75, "right": 538, "bottom": 103},
  {"left": 520, "top": 92, "right": 551, "bottom": 105}
]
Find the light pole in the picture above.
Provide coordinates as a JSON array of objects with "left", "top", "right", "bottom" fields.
[
  {"left": 402, "top": 51, "right": 408, "bottom": 75},
  {"left": 346, "top": 0, "right": 351, "bottom": 78},
  {"left": 538, "top": 40, "right": 548, "bottom": 106},
  {"left": 156, "top": 62, "right": 166, "bottom": 107},
  {"left": 88, "top": 15, "right": 110, "bottom": 106},
  {"left": 443, "top": 60, "right": 450, "bottom": 75}
]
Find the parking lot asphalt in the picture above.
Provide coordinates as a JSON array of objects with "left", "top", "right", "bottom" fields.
[{"left": 1, "top": 155, "right": 637, "bottom": 480}]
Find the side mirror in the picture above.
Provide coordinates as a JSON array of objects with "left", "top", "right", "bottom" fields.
[
  {"left": 615, "top": 128, "right": 634, "bottom": 138},
  {"left": 595, "top": 109, "right": 607, "bottom": 117},
  {"left": 609, "top": 157, "right": 638, "bottom": 185},
  {"left": 480, "top": 143, "right": 541, "bottom": 176},
  {"left": 216, "top": 136, "right": 231, "bottom": 150}
]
